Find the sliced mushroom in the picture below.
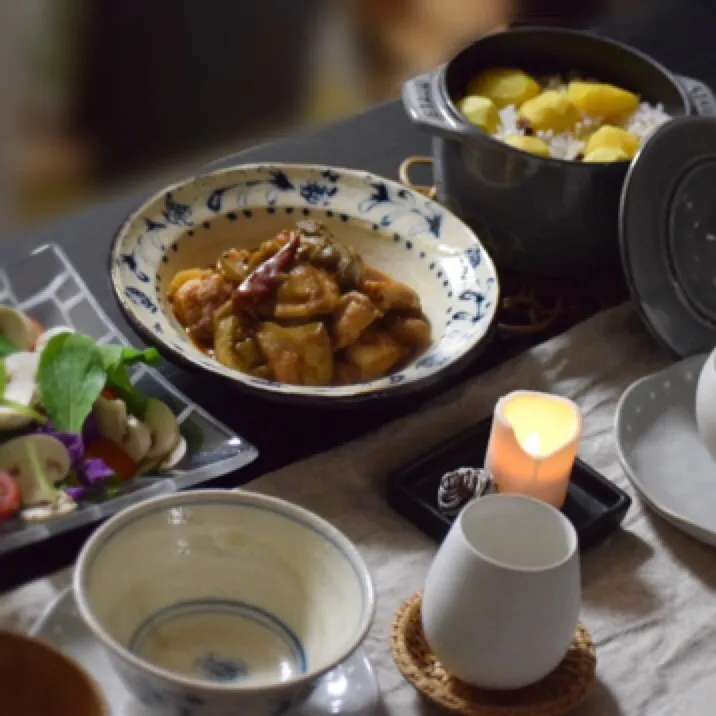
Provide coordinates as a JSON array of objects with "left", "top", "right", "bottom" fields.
[
  {"left": 143, "top": 398, "right": 181, "bottom": 461},
  {"left": 0, "top": 435, "right": 71, "bottom": 506},
  {"left": 0, "top": 352, "right": 41, "bottom": 430},
  {"left": 94, "top": 396, "right": 129, "bottom": 444},
  {"left": 34, "top": 326, "right": 75, "bottom": 353},
  {"left": 0, "top": 307, "right": 36, "bottom": 351},
  {"left": 22, "top": 492, "right": 77, "bottom": 522},
  {"left": 94, "top": 396, "right": 151, "bottom": 464},
  {"left": 121, "top": 416, "right": 152, "bottom": 463},
  {"left": 160, "top": 435, "right": 187, "bottom": 470}
]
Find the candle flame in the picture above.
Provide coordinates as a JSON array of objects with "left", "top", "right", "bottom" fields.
[{"left": 522, "top": 432, "right": 541, "bottom": 457}]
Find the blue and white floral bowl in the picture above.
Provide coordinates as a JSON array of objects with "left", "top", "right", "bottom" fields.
[
  {"left": 73, "top": 489, "right": 374, "bottom": 716},
  {"left": 110, "top": 163, "right": 499, "bottom": 403}
]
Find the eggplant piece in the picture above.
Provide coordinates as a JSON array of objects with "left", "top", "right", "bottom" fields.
[
  {"left": 257, "top": 322, "right": 333, "bottom": 386},
  {"left": 275, "top": 265, "right": 340, "bottom": 319}
]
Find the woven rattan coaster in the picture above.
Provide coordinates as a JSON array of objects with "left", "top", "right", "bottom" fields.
[{"left": 390, "top": 592, "right": 596, "bottom": 716}]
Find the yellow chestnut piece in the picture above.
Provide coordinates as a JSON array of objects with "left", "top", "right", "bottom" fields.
[
  {"left": 456, "top": 95, "right": 500, "bottom": 134},
  {"left": 519, "top": 91, "right": 579, "bottom": 133},
  {"left": 467, "top": 68, "right": 540, "bottom": 109},
  {"left": 583, "top": 147, "right": 630, "bottom": 163},
  {"left": 567, "top": 81, "right": 639, "bottom": 120},
  {"left": 585, "top": 125, "right": 640, "bottom": 158},
  {"left": 504, "top": 134, "right": 551, "bottom": 158}
]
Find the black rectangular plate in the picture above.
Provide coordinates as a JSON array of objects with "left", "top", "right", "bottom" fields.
[{"left": 386, "top": 417, "right": 631, "bottom": 550}]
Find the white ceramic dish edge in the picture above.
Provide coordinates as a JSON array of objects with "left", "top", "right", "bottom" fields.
[
  {"left": 72, "top": 489, "right": 376, "bottom": 700},
  {"left": 614, "top": 354, "right": 716, "bottom": 543},
  {"left": 110, "top": 162, "right": 499, "bottom": 403}
]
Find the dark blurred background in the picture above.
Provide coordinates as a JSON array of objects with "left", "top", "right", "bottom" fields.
[{"left": 0, "top": 0, "right": 712, "bottom": 230}]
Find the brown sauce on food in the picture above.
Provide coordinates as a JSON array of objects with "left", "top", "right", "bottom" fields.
[{"left": 168, "top": 222, "right": 431, "bottom": 386}]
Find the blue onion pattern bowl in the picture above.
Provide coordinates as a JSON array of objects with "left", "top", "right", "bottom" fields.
[
  {"left": 110, "top": 164, "right": 499, "bottom": 403},
  {"left": 73, "top": 489, "right": 374, "bottom": 716}
]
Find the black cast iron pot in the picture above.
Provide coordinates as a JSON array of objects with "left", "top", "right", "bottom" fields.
[{"left": 402, "top": 26, "right": 716, "bottom": 278}]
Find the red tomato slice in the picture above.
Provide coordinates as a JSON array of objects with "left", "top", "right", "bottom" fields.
[
  {"left": 84, "top": 439, "right": 138, "bottom": 480},
  {"left": 0, "top": 472, "right": 21, "bottom": 521}
]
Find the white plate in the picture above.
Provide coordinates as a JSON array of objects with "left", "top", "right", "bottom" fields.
[
  {"left": 31, "top": 587, "right": 385, "bottom": 716},
  {"left": 614, "top": 354, "right": 716, "bottom": 545}
]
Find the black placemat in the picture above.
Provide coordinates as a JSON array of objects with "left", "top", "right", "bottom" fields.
[{"left": 386, "top": 417, "right": 631, "bottom": 550}]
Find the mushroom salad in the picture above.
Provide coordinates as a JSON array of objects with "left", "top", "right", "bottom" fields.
[{"left": 0, "top": 307, "right": 185, "bottom": 525}]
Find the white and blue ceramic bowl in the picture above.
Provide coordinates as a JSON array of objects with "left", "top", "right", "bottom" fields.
[
  {"left": 110, "top": 163, "right": 499, "bottom": 404},
  {"left": 73, "top": 490, "right": 374, "bottom": 716}
]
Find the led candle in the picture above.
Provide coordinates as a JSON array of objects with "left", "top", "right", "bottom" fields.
[{"left": 485, "top": 391, "right": 583, "bottom": 507}]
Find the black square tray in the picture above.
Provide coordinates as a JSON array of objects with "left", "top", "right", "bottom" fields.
[{"left": 386, "top": 417, "right": 631, "bottom": 550}]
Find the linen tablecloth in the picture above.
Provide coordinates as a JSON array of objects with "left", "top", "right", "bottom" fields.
[{"left": 4, "top": 305, "right": 716, "bottom": 715}]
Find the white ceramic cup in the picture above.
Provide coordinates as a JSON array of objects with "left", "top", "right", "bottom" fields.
[
  {"left": 696, "top": 348, "right": 716, "bottom": 460},
  {"left": 421, "top": 494, "right": 580, "bottom": 690}
]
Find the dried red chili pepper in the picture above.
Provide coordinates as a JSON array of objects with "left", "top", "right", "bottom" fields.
[{"left": 232, "top": 232, "right": 300, "bottom": 313}]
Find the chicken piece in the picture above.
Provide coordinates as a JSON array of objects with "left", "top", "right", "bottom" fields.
[
  {"left": 257, "top": 322, "right": 333, "bottom": 386},
  {"left": 332, "top": 291, "right": 382, "bottom": 350},
  {"left": 342, "top": 328, "right": 405, "bottom": 382},
  {"left": 274, "top": 264, "right": 340, "bottom": 320},
  {"left": 167, "top": 268, "right": 211, "bottom": 298},
  {"left": 171, "top": 273, "right": 233, "bottom": 344},
  {"left": 383, "top": 314, "right": 432, "bottom": 350},
  {"left": 360, "top": 268, "right": 421, "bottom": 313}
]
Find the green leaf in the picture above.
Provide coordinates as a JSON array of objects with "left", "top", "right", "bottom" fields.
[
  {"left": 98, "top": 344, "right": 123, "bottom": 373},
  {"left": 0, "top": 336, "right": 19, "bottom": 357},
  {"left": 98, "top": 344, "right": 160, "bottom": 417},
  {"left": 37, "top": 333, "right": 106, "bottom": 432},
  {"left": 105, "top": 364, "right": 148, "bottom": 418},
  {"left": 98, "top": 345, "right": 160, "bottom": 372},
  {"left": 123, "top": 346, "right": 160, "bottom": 366}
]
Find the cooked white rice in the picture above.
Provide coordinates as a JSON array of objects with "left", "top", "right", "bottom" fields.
[{"left": 493, "top": 75, "right": 672, "bottom": 160}]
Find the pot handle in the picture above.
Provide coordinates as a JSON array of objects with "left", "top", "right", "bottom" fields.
[
  {"left": 677, "top": 75, "right": 716, "bottom": 117},
  {"left": 402, "top": 71, "right": 473, "bottom": 139},
  {"left": 399, "top": 157, "right": 437, "bottom": 199}
]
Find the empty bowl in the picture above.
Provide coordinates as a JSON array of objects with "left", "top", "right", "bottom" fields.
[
  {"left": 73, "top": 490, "right": 374, "bottom": 716},
  {"left": 110, "top": 163, "right": 499, "bottom": 404}
]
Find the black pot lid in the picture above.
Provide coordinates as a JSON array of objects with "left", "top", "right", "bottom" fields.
[{"left": 620, "top": 115, "right": 716, "bottom": 357}]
